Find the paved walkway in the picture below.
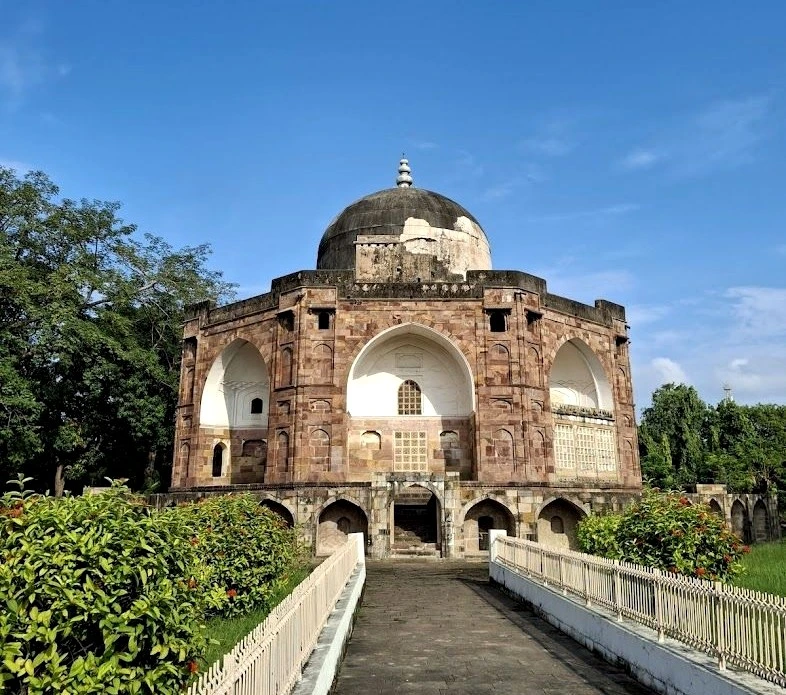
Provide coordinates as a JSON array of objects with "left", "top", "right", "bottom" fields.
[{"left": 333, "top": 561, "right": 654, "bottom": 695}]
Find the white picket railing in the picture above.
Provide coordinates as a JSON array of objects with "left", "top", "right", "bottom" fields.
[
  {"left": 187, "top": 533, "right": 363, "bottom": 695},
  {"left": 493, "top": 535, "right": 786, "bottom": 688}
]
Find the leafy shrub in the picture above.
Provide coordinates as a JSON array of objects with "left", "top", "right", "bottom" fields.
[
  {"left": 576, "top": 513, "right": 622, "bottom": 559},
  {"left": 166, "top": 495, "right": 303, "bottom": 618},
  {"left": 0, "top": 481, "right": 207, "bottom": 694},
  {"left": 578, "top": 489, "right": 747, "bottom": 581}
]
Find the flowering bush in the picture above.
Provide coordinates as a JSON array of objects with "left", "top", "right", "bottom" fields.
[
  {"left": 578, "top": 489, "right": 746, "bottom": 581},
  {"left": 166, "top": 495, "right": 304, "bottom": 618},
  {"left": 575, "top": 512, "right": 623, "bottom": 559},
  {"left": 0, "top": 481, "right": 207, "bottom": 694}
]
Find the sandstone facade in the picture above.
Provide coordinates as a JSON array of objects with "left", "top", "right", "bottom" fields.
[{"left": 168, "top": 161, "right": 651, "bottom": 557}]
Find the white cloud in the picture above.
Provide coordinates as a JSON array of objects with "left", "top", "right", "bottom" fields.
[
  {"left": 626, "top": 304, "right": 669, "bottom": 326},
  {"left": 407, "top": 139, "right": 437, "bottom": 150},
  {"left": 542, "top": 269, "right": 635, "bottom": 305},
  {"left": 725, "top": 286, "right": 786, "bottom": 336},
  {"left": 620, "top": 148, "right": 664, "bottom": 170},
  {"left": 0, "top": 20, "right": 69, "bottom": 110},
  {"left": 0, "top": 158, "right": 31, "bottom": 172},
  {"left": 631, "top": 286, "right": 786, "bottom": 409},
  {"left": 621, "top": 94, "right": 774, "bottom": 179},
  {"left": 520, "top": 137, "right": 574, "bottom": 157},
  {"left": 651, "top": 357, "right": 688, "bottom": 385},
  {"left": 527, "top": 203, "right": 639, "bottom": 223},
  {"left": 479, "top": 178, "right": 523, "bottom": 201}
]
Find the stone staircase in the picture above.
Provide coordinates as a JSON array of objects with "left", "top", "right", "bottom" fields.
[{"left": 392, "top": 514, "right": 440, "bottom": 558}]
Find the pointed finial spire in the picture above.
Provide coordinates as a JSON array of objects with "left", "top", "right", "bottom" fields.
[{"left": 396, "top": 155, "right": 413, "bottom": 188}]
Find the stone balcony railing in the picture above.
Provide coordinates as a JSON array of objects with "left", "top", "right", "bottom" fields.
[{"left": 552, "top": 404, "right": 615, "bottom": 421}]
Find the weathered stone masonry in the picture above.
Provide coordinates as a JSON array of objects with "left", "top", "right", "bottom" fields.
[{"left": 163, "top": 159, "right": 692, "bottom": 558}]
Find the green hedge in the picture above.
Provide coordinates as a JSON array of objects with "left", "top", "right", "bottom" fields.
[
  {"left": 0, "top": 483, "right": 207, "bottom": 694},
  {"left": 0, "top": 484, "right": 304, "bottom": 693},
  {"left": 165, "top": 495, "right": 303, "bottom": 618}
]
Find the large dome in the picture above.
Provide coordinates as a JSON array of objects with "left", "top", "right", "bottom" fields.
[{"left": 317, "top": 161, "right": 492, "bottom": 278}]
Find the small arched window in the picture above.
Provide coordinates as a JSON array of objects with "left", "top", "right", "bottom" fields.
[
  {"left": 318, "top": 311, "right": 331, "bottom": 330},
  {"left": 212, "top": 444, "right": 224, "bottom": 477},
  {"left": 250, "top": 398, "right": 263, "bottom": 414},
  {"left": 398, "top": 380, "right": 422, "bottom": 415},
  {"left": 550, "top": 515, "right": 565, "bottom": 534}
]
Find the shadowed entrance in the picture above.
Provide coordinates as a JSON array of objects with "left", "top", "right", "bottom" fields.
[{"left": 392, "top": 485, "right": 441, "bottom": 557}]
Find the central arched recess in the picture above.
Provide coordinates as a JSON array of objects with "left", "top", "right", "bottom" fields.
[
  {"left": 346, "top": 324, "right": 475, "bottom": 479},
  {"left": 392, "top": 484, "right": 441, "bottom": 554}
]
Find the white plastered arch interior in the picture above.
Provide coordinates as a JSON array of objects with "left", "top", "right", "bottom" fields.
[
  {"left": 346, "top": 323, "right": 474, "bottom": 416},
  {"left": 549, "top": 338, "right": 613, "bottom": 412},
  {"left": 200, "top": 339, "right": 270, "bottom": 428}
]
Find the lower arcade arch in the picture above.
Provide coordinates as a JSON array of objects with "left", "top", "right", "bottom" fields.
[
  {"left": 462, "top": 499, "right": 515, "bottom": 555},
  {"left": 317, "top": 499, "right": 368, "bottom": 556},
  {"left": 731, "top": 499, "right": 750, "bottom": 542},
  {"left": 753, "top": 500, "right": 770, "bottom": 543},
  {"left": 537, "top": 498, "right": 586, "bottom": 550},
  {"left": 708, "top": 499, "right": 723, "bottom": 517},
  {"left": 259, "top": 499, "right": 294, "bottom": 528}
]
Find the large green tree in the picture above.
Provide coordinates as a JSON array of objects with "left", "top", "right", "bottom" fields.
[
  {"left": 638, "top": 383, "right": 710, "bottom": 488},
  {"left": 639, "top": 382, "right": 786, "bottom": 516},
  {"left": 0, "top": 167, "right": 234, "bottom": 494}
]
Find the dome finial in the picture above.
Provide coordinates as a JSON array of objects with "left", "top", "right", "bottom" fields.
[{"left": 396, "top": 155, "right": 413, "bottom": 188}]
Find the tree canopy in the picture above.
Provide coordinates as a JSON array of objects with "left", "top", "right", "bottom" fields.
[
  {"left": 0, "top": 167, "right": 234, "bottom": 494},
  {"left": 639, "top": 383, "right": 786, "bottom": 513}
]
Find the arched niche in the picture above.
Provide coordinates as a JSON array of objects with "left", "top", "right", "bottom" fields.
[
  {"left": 347, "top": 324, "right": 474, "bottom": 417},
  {"left": 463, "top": 499, "right": 515, "bottom": 554},
  {"left": 537, "top": 498, "right": 586, "bottom": 550},
  {"left": 260, "top": 499, "right": 295, "bottom": 527},
  {"left": 549, "top": 339, "right": 613, "bottom": 411},
  {"left": 211, "top": 443, "right": 226, "bottom": 478},
  {"left": 317, "top": 500, "right": 368, "bottom": 555},
  {"left": 708, "top": 499, "right": 723, "bottom": 518},
  {"left": 200, "top": 339, "right": 270, "bottom": 428},
  {"left": 753, "top": 500, "right": 770, "bottom": 542},
  {"left": 731, "top": 500, "right": 749, "bottom": 541}
]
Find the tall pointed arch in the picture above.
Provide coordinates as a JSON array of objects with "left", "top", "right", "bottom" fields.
[
  {"left": 549, "top": 338, "right": 613, "bottom": 412},
  {"left": 199, "top": 339, "right": 270, "bottom": 428},
  {"left": 347, "top": 323, "right": 474, "bottom": 416}
]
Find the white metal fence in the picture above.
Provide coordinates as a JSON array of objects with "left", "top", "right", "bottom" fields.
[
  {"left": 493, "top": 535, "right": 786, "bottom": 688},
  {"left": 188, "top": 533, "right": 363, "bottom": 695}
]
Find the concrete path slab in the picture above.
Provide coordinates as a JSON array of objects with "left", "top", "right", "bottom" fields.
[{"left": 333, "top": 561, "right": 654, "bottom": 695}]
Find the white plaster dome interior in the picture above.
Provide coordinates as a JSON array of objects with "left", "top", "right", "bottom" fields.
[
  {"left": 347, "top": 325, "right": 474, "bottom": 417},
  {"left": 200, "top": 339, "right": 270, "bottom": 427},
  {"left": 549, "top": 339, "right": 613, "bottom": 411}
]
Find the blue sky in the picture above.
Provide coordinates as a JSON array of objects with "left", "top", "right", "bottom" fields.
[{"left": 2, "top": 1, "right": 785, "bottom": 410}]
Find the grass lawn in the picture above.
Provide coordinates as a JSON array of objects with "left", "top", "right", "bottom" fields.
[
  {"left": 733, "top": 540, "right": 786, "bottom": 597},
  {"left": 202, "top": 565, "right": 311, "bottom": 667}
]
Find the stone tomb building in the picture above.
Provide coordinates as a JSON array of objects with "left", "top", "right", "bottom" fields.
[{"left": 169, "top": 160, "right": 643, "bottom": 558}]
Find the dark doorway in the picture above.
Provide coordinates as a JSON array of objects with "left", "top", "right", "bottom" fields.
[
  {"left": 393, "top": 486, "right": 440, "bottom": 556},
  {"left": 478, "top": 515, "right": 494, "bottom": 551}
]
